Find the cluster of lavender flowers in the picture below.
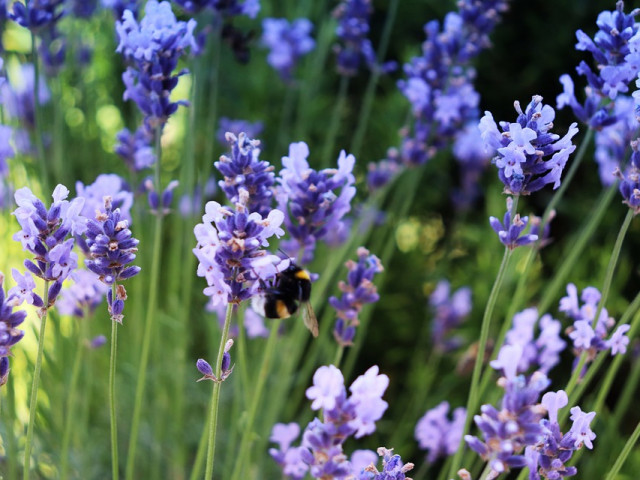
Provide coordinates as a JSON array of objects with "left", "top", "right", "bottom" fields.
[
  {"left": 480, "top": 96, "right": 579, "bottom": 196},
  {"left": 369, "top": 0, "right": 509, "bottom": 191},
  {"left": 261, "top": 17, "right": 315, "bottom": 82},
  {"left": 115, "top": 125, "right": 156, "bottom": 172},
  {"left": 82, "top": 197, "right": 141, "bottom": 322},
  {"left": 276, "top": 142, "right": 356, "bottom": 264},
  {"left": 465, "top": 345, "right": 597, "bottom": 478},
  {"left": 489, "top": 197, "right": 539, "bottom": 250},
  {"left": 331, "top": 247, "right": 383, "bottom": 346},
  {"left": 415, "top": 401, "right": 466, "bottom": 463},
  {"left": 12, "top": 185, "right": 87, "bottom": 310},
  {"left": 0, "top": 272, "right": 27, "bottom": 386},
  {"left": 270, "top": 364, "right": 413, "bottom": 479},
  {"left": 332, "top": 0, "right": 394, "bottom": 77},
  {"left": 429, "top": 280, "right": 471, "bottom": 352},
  {"left": 116, "top": 0, "right": 197, "bottom": 129},
  {"left": 559, "top": 283, "right": 630, "bottom": 372}
]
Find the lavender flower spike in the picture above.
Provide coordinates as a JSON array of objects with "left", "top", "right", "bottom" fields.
[
  {"left": 331, "top": 247, "right": 383, "bottom": 346},
  {"left": 0, "top": 272, "right": 27, "bottom": 386},
  {"left": 415, "top": 401, "right": 466, "bottom": 463},
  {"left": 261, "top": 18, "right": 315, "bottom": 82},
  {"left": 84, "top": 197, "right": 141, "bottom": 323},
  {"left": 489, "top": 197, "right": 538, "bottom": 249},
  {"left": 360, "top": 447, "right": 414, "bottom": 480},
  {"left": 277, "top": 142, "right": 356, "bottom": 264}
]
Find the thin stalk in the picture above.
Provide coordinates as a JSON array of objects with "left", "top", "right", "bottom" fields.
[
  {"left": 30, "top": 30, "right": 49, "bottom": 194},
  {"left": 109, "top": 304, "right": 120, "bottom": 480},
  {"left": 125, "top": 129, "right": 165, "bottom": 480},
  {"left": 229, "top": 318, "right": 283, "bottom": 480},
  {"left": 333, "top": 344, "right": 345, "bottom": 368},
  {"left": 448, "top": 248, "right": 513, "bottom": 479},
  {"left": 603, "top": 420, "right": 640, "bottom": 480},
  {"left": 563, "top": 208, "right": 634, "bottom": 401},
  {"left": 350, "top": 0, "right": 400, "bottom": 157},
  {"left": 6, "top": 377, "right": 17, "bottom": 479},
  {"left": 321, "top": 76, "right": 350, "bottom": 167},
  {"left": 610, "top": 353, "right": 640, "bottom": 430},
  {"left": 203, "top": 302, "right": 234, "bottom": 479},
  {"left": 23, "top": 279, "right": 50, "bottom": 480},
  {"left": 60, "top": 312, "right": 90, "bottom": 480},
  {"left": 188, "top": 404, "right": 211, "bottom": 480}
]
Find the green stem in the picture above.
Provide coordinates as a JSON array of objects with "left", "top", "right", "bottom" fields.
[
  {"left": 333, "top": 344, "right": 345, "bottom": 368},
  {"left": 203, "top": 302, "right": 234, "bottom": 480},
  {"left": 321, "top": 76, "right": 350, "bottom": 167},
  {"left": 188, "top": 403, "right": 211, "bottom": 480},
  {"left": 6, "top": 376, "right": 17, "bottom": 479},
  {"left": 229, "top": 318, "right": 283, "bottom": 480},
  {"left": 563, "top": 208, "right": 634, "bottom": 401},
  {"left": 604, "top": 420, "right": 640, "bottom": 480},
  {"left": 349, "top": 0, "right": 399, "bottom": 158},
  {"left": 109, "top": 306, "right": 120, "bottom": 480},
  {"left": 60, "top": 312, "right": 90, "bottom": 480},
  {"left": 23, "top": 280, "right": 50, "bottom": 480},
  {"left": 448, "top": 248, "right": 513, "bottom": 479},
  {"left": 125, "top": 129, "right": 165, "bottom": 480}
]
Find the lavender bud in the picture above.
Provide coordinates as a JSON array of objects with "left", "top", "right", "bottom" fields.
[{"left": 197, "top": 359, "right": 213, "bottom": 377}]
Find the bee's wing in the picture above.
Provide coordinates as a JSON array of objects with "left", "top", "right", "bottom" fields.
[{"left": 302, "top": 302, "right": 319, "bottom": 338}]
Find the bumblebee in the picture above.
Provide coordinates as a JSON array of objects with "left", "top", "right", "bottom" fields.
[{"left": 252, "top": 264, "right": 319, "bottom": 337}]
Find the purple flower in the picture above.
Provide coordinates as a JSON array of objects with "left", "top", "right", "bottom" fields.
[
  {"left": 415, "top": 401, "right": 466, "bottom": 463},
  {"left": 196, "top": 339, "right": 234, "bottom": 382},
  {"left": 451, "top": 123, "right": 492, "bottom": 210},
  {"left": 115, "top": 125, "right": 156, "bottom": 171},
  {"left": 9, "top": 0, "right": 64, "bottom": 31},
  {"left": 192, "top": 190, "right": 286, "bottom": 306},
  {"left": 84, "top": 197, "right": 141, "bottom": 322},
  {"left": 7, "top": 269, "right": 43, "bottom": 308},
  {"left": 261, "top": 18, "right": 315, "bottom": 82},
  {"left": 429, "top": 280, "right": 472, "bottom": 352},
  {"left": 0, "top": 125, "right": 14, "bottom": 177},
  {"left": 0, "top": 63, "right": 50, "bottom": 130},
  {"left": 76, "top": 174, "right": 134, "bottom": 224},
  {"left": 306, "top": 365, "right": 345, "bottom": 411},
  {"left": 172, "top": 0, "right": 259, "bottom": 17},
  {"left": 102, "top": 0, "right": 140, "bottom": 19},
  {"left": 215, "top": 132, "right": 275, "bottom": 217},
  {"left": 359, "top": 447, "right": 414, "bottom": 480},
  {"left": 331, "top": 247, "right": 383, "bottom": 346},
  {"left": 12, "top": 185, "right": 86, "bottom": 309},
  {"left": 608, "top": 324, "right": 631, "bottom": 355},
  {"left": 0, "top": 271, "right": 27, "bottom": 386},
  {"left": 217, "top": 118, "right": 264, "bottom": 145},
  {"left": 489, "top": 197, "right": 538, "bottom": 249},
  {"left": 116, "top": 0, "right": 197, "bottom": 128},
  {"left": 480, "top": 96, "right": 579, "bottom": 195},
  {"left": 276, "top": 142, "right": 356, "bottom": 264},
  {"left": 615, "top": 138, "right": 640, "bottom": 214}
]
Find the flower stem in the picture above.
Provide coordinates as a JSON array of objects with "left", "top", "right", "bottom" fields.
[
  {"left": 563, "top": 208, "right": 634, "bottom": 401},
  {"left": 23, "top": 279, "right": 49, "bottom": 480},
  {"left": 321, "top": 76, "right": 350, "bottom": 167},
  {"left": 229, "top": 318, "right": 283, "bottom": 480},
  {"left": 125, "top": 129, "right": 165, "bottom": 480},
  {"left": 109, "top": 306, "right": 120, "bottom": 480},
  {"left": 60, "top": 312, "right": 90, "bottom": 480},
  {"left": 448, "top": 248, "right": 513, "bottom": 479},
  {"left": 604, "top": 419, "right": 640, "bottom": 480},
  {"left": 203, "top": 301, "right": 234, "bottom": 480}
]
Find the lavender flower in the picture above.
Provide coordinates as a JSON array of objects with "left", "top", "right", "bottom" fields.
[
  {"left": 217, "top": 118, "right": 263, "bottom": 145},
  {"left": 359, "top": 447, "right": 414, "bottom": 480},
  {"left": 559, "top": 283, "right": 630, "bottom": 366},
  {"left": 331, "top": 247, "right": 383, "bottom": 346},
  {"left": 333, "top": 0, "right": 387, "bottom": 76},
  {"left": 276, "top": 142, "right": 356, "bottom": 264},
  {"left": 501, "top": 308, "right": 566, "bottom": 375},
  {"left": 489, "top": 197, "right": 538, "bottom": 249},
  {"left": 116, "top": 0, "right": 197, "bottom": 128},
  {"left": 144, "top": 178, "right": 179, "bottom": 215},
  {"left": 480, "top": 96, "right": 579, "bottom": 195},
  {"left": 57, "top": 269, "right": 110, "bottom": 318},
  {"left": 12, "top": 185, "right": 87, "bottom": 309},
  {"left": 415, "top": 401, "right": 466, "bottom": 463},
  {"left": 76, "top": 174, "right": 134, "bottom": 224},
  {"left": 172, "top": 0, "right": 259, "bottom": 18},
  {"left": 0, "top": 271, "right": 26, "bottom": 386},
  {"left": 9, "top": 0, "right": 64, "bottom": 31},
  {"left": 6, "top": 269, "right": 43, "bottom": 308},
  {"left": 452, "top": 123, "right": 492, "bottom": 209},
  {"left": 115, "top": 125, "right": 156, "bottom": 171},
  {"left": 429, "top": 280, "right": 472, "bottom": 352},
  {"left": 193, "top": 189, "right": 286, "bottom": 306},
  {"left": 465, "top": 346, "right": 550, "bottom": 476},
  {"left": 196, "top": 339, "right": 234, "bottom": 382},
  {"left": 102, "top": 0, "right": 140, "bottom": 19},
  {"left": 215, "top": 132, "right": 275, "bottom": 217},
  {"left": 271, "top": 365, "right": 390, "bottom": 478},
  {"left": 615, "top": 138, "right": 640, "bottom": 214},
  {"left": 84, "top": 197, "right": 141, "bottom": 322},
  {"left": 525, "top": 390, "right": 596, "bottom": 479},
  {"left": 261, "top": 18, "right": 315, "bottom": 82}
]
